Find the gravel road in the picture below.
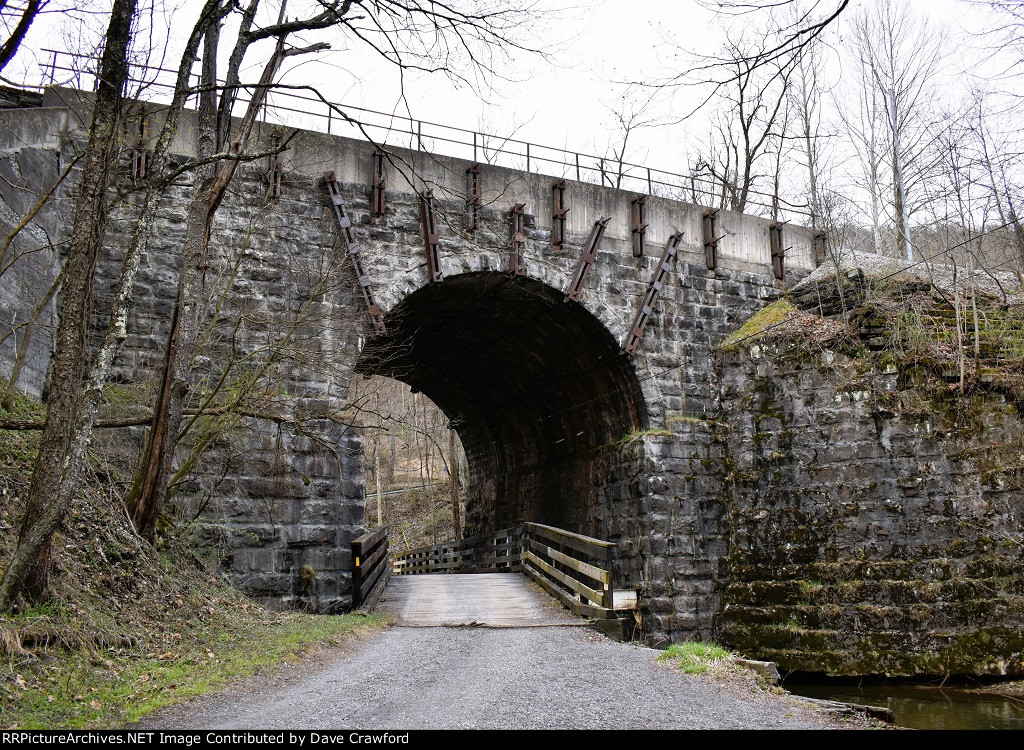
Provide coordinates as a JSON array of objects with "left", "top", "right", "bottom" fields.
[{"left": 138, "top": 624, "right": 879, "bottom": 730}]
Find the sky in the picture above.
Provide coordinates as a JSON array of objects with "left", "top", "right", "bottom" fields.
[
  {"left": 272, "top": 0, "right": 989, "bottom": 174},
  {"left": 8, "top": 0, "right": 1010, "bottom": 191}
]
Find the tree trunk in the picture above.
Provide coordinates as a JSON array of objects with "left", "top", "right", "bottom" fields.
[
  {"left": 888, "top": 88, "right": 913, "bottom": 261},
  {"left": 0, "top": 0, "right": 41, "bottom": 74},
  {"left": 375, "top": 446, "right": 383, "bottom": 527},
  {"left": 387, "top": 428, "right": 396, "bottom": 485},
  {"left": 0, "top": 0, "right": 137, "bottom": 610},
  {"left": 130, "top": 25, "right": 221, "bottom": 540},
  {"left": 130, "top": 23, "right": 293, "bottom": 539}
]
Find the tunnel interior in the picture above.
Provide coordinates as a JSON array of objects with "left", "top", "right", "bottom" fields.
[{"left": 355, "top": 272, "right": 648, "bottom": 537}]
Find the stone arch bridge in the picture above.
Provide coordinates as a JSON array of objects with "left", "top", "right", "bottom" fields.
[{"left": 2, "top": 87, "right": 1023, "bottom": 678}]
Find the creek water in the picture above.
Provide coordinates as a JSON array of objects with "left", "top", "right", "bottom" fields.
[{"left": 784, "top": 681, "right": 1024, "bottom": 730}]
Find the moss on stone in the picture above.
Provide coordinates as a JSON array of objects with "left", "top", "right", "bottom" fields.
[{"left": 718, "top": 299, "right": 801, "bottom": 351}]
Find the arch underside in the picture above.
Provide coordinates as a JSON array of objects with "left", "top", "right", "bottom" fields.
[{"left": 356, "top": 272, "right": 648, "bottom": 535}]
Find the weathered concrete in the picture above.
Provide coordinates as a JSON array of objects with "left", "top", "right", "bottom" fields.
[{"left": 0, "top": 107, "right": 67, "bottom": 398}]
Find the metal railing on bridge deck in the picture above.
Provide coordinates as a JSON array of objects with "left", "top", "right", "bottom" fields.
[
  {"left": 391, "top": 522, "right": 621, "bottom": 621},
  {"left": 34, "top": 49, "right": 813, "bottom": 222}
]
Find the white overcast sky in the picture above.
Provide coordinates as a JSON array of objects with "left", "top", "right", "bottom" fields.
[
  {"left": 12, "top": 0, "right": 1006, "bottom": 178},
  {"left": 276, "top": 0, "right": 989, "bottom": 172}
]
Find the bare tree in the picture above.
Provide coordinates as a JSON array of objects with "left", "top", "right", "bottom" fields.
[
  {"left": 692, "top": 30, "right": 793, "bottom": 214},
  {"left": 846, "top": 0, "right": 947, "bottom": 260},
  {"left": 967, "top": 0, "right": 1024, "bottom": 91},
  {"left": 836, "top": 40, "right": 888, "bottom": 255},
  {"left": 0, "top": 0, "right": 43, "bottom": 74},
  {"left": 785, "top": 7, "right": 834, "bottom": 230},
  {"left": 974, "top": 97, "right": 1024, "bottom": 277},
  {"left": 597, "top": 89, "right": 663, "bottom": 190},
  {"left": 0, "top": 0, "right": 139, "bottom": 610},
  {"left": 661, "top": 0, "right": 848, "bottom": 114},
  {"left": 128, "top": 0, "right": 348, "bottom": 540}
]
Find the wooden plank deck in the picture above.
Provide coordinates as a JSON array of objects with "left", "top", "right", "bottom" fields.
[{"left": 380, "top": 573, "right": 589, "bottom": 627}]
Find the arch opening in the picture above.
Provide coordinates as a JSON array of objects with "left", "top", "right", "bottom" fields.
[{"left": 356, "top": 272, "right": 649, "bottom": 537}]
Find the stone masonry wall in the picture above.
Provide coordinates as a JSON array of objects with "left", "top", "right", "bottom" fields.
[
  {"left": 99, "top": 162, "right": 370, "bottom": 613},
  {"left": 0, "top": 113, "right": 371, "bottom": 611},
  {"left": 711, "top": 343, "right": 1024, "bottom": 676},
  {"left": 1, "top": 95, "right": 824, "bottom": 625}
]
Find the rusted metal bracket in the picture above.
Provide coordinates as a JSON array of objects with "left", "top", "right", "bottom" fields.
[
  {"left": 371, "top": 151, "right": 387, "bottom": 217},
  {"left": 267, "top": 128, "right": 283, "bottom": 199},
  {"left": 509, "top": 203, "right": 526, "bottom": 276},
  {"left": 420, "top": 190, "right": 443, "bottom": 284},
  {"left": 770, "top": 222, "right": 786, "bottom": 280},
  {"left": 623, "top": 232, "right": 682, "bottom": 356},
  {"left": 702, "top": 209, "right": 721, "bottom": 270},
  {"left": 324, "top": 172, "right": 386, "bottom": 333},
  {"left": 565, "top": 217, "right": 609, "bottom": 302},
  {"left": 130, "top": 104, "right": 150, "bottom": 182},
  {"left": 631, "top": 195, "right": 648, "bottom": 257},
  {"left": 551, "top": 179, "right": 568, "bottom": 249},
  {"left": 466, "top": 163, "right": 481, "bottom": 230}
]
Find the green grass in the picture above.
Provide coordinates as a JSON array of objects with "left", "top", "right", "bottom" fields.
[
  {"left": 0, "top": 379, "right": 392, "bottom": 730},
  {"left": 657, "top": 641, "right": 732, "bottom": 674},
  {"left": 0, "top": 377, "right": 44, "bottom": 473},
  {"left": 5, "top": 611, "right": 390, "bottom": 729},
  {"left": 665, "top": 415, "right": 728, "bottom": 428},
  {"left": 617, "top": 428, "right": 674, "bottom": 446}
]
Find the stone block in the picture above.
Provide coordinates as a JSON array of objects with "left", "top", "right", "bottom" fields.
[{"left": 284, "top": 525, "right": 337, "bottom": 548}]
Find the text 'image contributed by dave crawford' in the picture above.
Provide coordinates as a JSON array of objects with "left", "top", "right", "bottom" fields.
[{"left": 2, "top": 733, "right": 413, "bottom": 745}]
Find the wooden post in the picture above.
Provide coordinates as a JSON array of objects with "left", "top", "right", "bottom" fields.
[
  {"left": 605, "top": 544, "right": 615, "bottom": 611},
  {"left": 352, "top": 537, "right": 364, "bottom": 608}
]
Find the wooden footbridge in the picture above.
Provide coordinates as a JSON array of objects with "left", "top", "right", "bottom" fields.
[{"left": 349, "top": 523, "right": 638, "bottom": 638}]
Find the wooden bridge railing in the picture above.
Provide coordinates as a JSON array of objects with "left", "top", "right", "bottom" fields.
[
  {"left": 391, "top": 522, "right": 619, "bottom": 619},
  {"left": 391, "top": 527, "right": 521, "bottom": 575},
  {"left": 520, "top": 522, "right": 616, "bottom": 618},
  {"left": 351, "top": 525, "right": 389, "bottom": 609}
]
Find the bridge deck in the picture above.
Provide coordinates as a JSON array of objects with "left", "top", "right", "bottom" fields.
[{"left": 381, "top": 573, "right": 588, "bottom": 627}]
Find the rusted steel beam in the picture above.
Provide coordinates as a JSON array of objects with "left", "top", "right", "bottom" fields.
[
  {"left": 371, "top": 151, "right": 387, "bottom": 217},
  {"left": 267, "top": 127, "right": 283, "bottom": 199},
  {"left": 623, "top": 232, "right": 682, "bottom": 355},
  {"left": 130, "top": 104, "right": 150, "bottom": 182},
  {"left": 420, "top": 190, "right": 443, "bottom": 284},
  {"left": 631, "top": 195, "right": 648, "bottom": 258},
  {"left": 813, "top": 231, "right": 827, "bottom": 267},
  {"left": 324, "top": 172, "right": 386, "bottom": 333},
  {"left": 770, "top": 222, "right": 786, "bottom": 280},
  {"left": 702, "top": 209, "right": 720, "bottom": 270},
  {"left": 564, "top": 216, "right": 609, "bottom": 302},
  {"left": 551, "top": 179, "right": 568, "bottom": 249},
  {"left": 509, "top": 202, "right": 526, "bottom": 276},
  {"left": 465, "top": 163, "right": 481, "bottom": 230}
]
